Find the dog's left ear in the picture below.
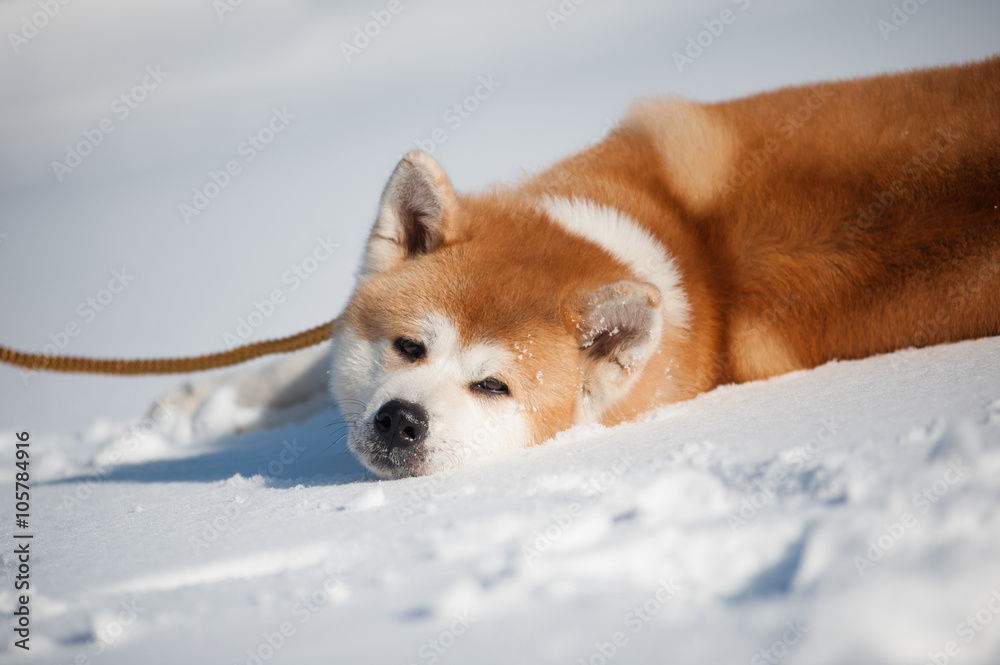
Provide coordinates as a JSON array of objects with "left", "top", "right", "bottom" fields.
[
  {"left": 571, "top": 280, "right": 663, "bottom": 417},
  {"left": 362, "top": 151, "right": 459, "bottom": 276}
]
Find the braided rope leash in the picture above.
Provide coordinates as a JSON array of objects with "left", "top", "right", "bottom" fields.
[{"left": 0, "top": 318, "right": 337, "bottom": 376}]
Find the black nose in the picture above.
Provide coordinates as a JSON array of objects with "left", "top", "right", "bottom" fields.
[{"left": 373, "top": 399, "right": 429, "bottom": 450}]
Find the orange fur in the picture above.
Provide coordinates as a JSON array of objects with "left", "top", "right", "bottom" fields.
[
  {"left": 523, "top": 56, "right": 1000, "bottom": 425},
  {"left": 344, "top": 57, "right": 1000, "bottom": 450}
]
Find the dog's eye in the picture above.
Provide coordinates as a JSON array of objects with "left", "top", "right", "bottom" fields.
[
  {"left": 472, "top": 377, "right": 509, "bottom": 396},
  {"left": 393, "top": 337, "right": 425, "bottom": 361}
]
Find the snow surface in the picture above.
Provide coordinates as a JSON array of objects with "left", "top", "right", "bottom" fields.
[
  {"left": 5, "top": 337, "right": 1000, "bottom": 664},
  {"left": 2, "top": 1, "right": 1000, "bottom": 663}
]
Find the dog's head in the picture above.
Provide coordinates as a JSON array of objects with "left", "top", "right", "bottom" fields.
[{"left": 331, "top": 152, "right": 688, "bottom": 478}]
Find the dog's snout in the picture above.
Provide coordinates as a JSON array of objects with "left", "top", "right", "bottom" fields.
[{"left": 373, "top": 399, "right": 429, "bottom": 450}]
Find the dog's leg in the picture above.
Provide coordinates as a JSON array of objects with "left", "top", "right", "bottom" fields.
[{"left": 156, "top": 342, "right": 334, "bottom": 435}]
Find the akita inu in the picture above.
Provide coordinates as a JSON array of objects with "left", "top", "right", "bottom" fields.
[{"left": 165, "top": 56, "right": 1000, "bottom": 478}]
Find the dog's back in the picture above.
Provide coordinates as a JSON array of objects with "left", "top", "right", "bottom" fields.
[{"left": 526, "top": 56, "right": 1000, "bottom": 391}]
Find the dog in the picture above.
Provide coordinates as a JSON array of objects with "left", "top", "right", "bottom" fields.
[{"left": 164, "top": 56, "right": 1000, "bottom": 478}]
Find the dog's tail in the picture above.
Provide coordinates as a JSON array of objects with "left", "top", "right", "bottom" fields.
[{"left": 0, "top": 318, "right": 336, "bottom": 375}]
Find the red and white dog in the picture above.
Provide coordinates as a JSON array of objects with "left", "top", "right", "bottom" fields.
[{"left": 169, "top": 56, "right": 1000, "bottom": 478}]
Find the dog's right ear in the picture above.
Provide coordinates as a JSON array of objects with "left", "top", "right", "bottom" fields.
[
  {"left": 362, "top": 151, "right": 459, "bottom": 276},
  {"left": 570, "top": 280, "right": 664, "bottom": 422}
]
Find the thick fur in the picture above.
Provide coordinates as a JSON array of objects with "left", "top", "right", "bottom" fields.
[{"left": 165, "top": 57, "right": 1000, "bottom": 478}]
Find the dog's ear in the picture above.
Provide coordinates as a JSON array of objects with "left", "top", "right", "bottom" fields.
[
  {"left": 571, "top": 280, "right": 663, "bottom": 418},
  {"left": 362, "top": 151, "right": 459, "bottom": 276}
]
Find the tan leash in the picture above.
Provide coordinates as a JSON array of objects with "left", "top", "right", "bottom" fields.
[{"left": 0, "top": 318, "right": 337, "bottom": 376}]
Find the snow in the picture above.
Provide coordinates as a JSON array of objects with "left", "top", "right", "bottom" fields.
[
  {"left": 2, "top": 1, "right": 1000, "bottom": 663},
  {"left": 5, "top": 337, "right": 1000, "bottom": 664}
]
